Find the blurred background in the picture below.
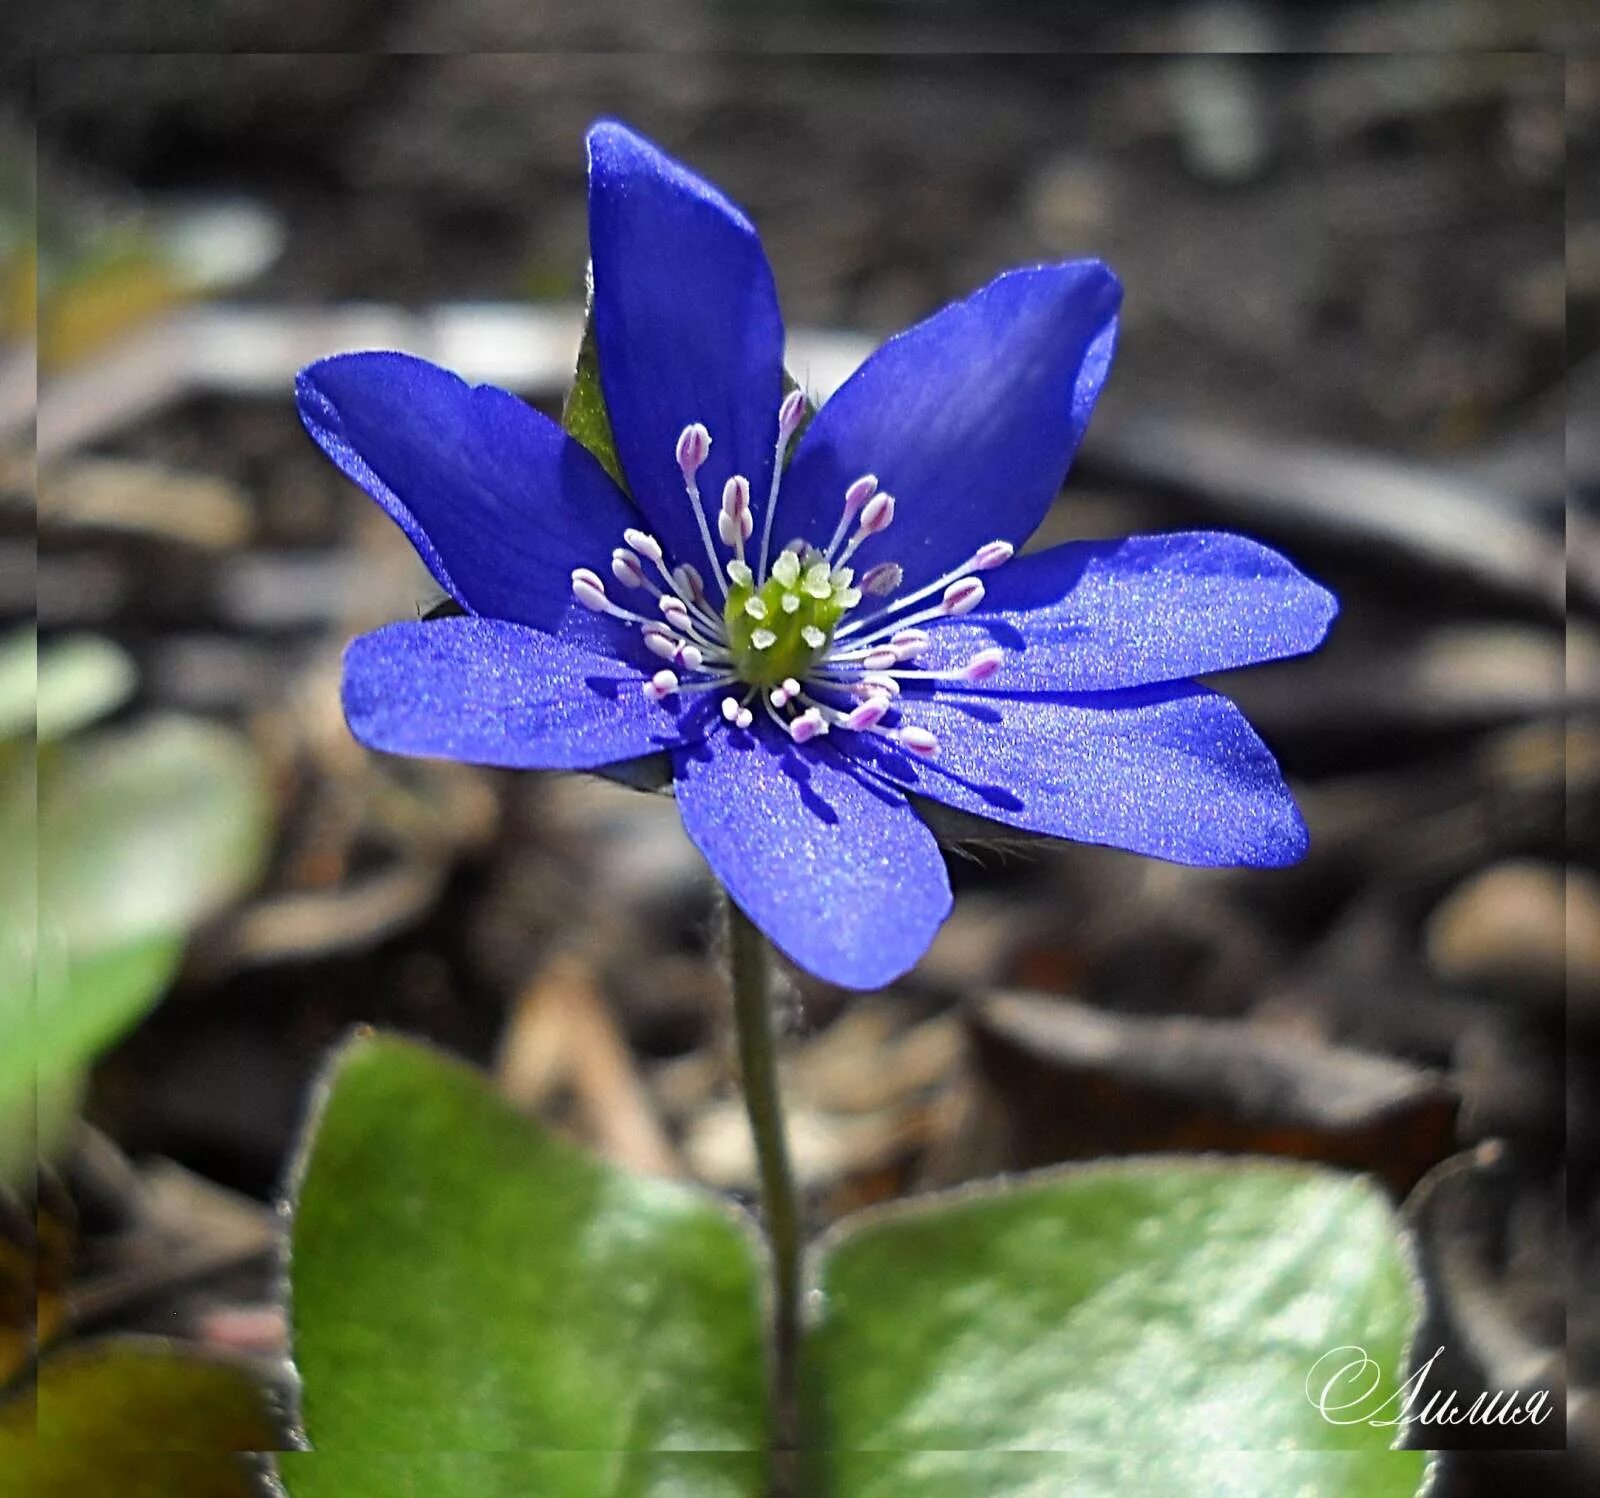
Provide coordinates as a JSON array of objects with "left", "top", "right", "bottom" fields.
[{"left": 3, "top": 16, "right": 1596, "bottom": 1496}]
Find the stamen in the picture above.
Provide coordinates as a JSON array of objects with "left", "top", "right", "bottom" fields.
[
  {"left": 824, "top": 474, "right": 879, "bottom": 559},
  {"left": 722, "top": 696, "right": 741, "bottom": 722},
  {"left": 973, "top": 540, "right": 1015, "bottom": 570},
  {"left": 834, "top": 539, "right": 1010, "bottom": 643},
  {"left": 718, "top": 475, "right": 754, "bottom": 556},
  {"left": 571, "top": 567, "right": 608, "bottom": 611},
  {"left": 789, "top": 707, "right": 828, "bottom": 744},
  {"left": 895, "top": 725, "right": 939, "bottom": 757},
  {"left": 836, "top": 491, "right": 896, "bottom": 567},
  {"left": 673, "top": 563, "right": 706, "bottom": 606},
  {"left": 675, "top": 423, "right": 712, "bottom": 477},
  {"left": 860, "top": 562, "right": 902, "bottom": 597},
  {"left": 961, "top": 647, "right": 1004, "bottom": 683},
  {"left": 844, "top": 695, "right": 892, "bottom": 731},
  {"left": 674, "top": 421, "right": 729, "bottom": 597},
  {"left": 679, "top": 644, "right": 706, "bottom": 671},
  {"left": 643, "top": 669, "right": 679, "bottom": 702},
  {"left": 611, "top": 549, "right": 646, "bottom": 589},
  {"left": 890, "top": 628, "right": 930, "bottom": 660},
  {"left": 756, "top": 391, "right": 810, "bottom": 581},
  {"left": 623, "top": 528, "right": 663, "bottom": 565},
  {"left": 644, "top": 631, "right": 681, "bottom": 662},
  {"left": 942, "top": 577, "right": 986, "bottom": 615}
]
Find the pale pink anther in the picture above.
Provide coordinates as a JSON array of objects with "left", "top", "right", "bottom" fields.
[
  {"left": 722, "top": 474, "right": 751, "bottom": 520},
  {"left": 769, "top": 684, "right": 793, "bottom": 708},
  {"left": 644, "top": 669, "right": 679, "bottom": 702},
  {"left": 858, "top": 492, "right": 896, "bottom": 535},
  {"left": 862, "top": 647, "right": 900, "bottom": 671},
  {"left": 718, "top": 510, "right": 742, "bottom": 546},
  {"left": 859, "top": 672, "right": 901, "bottom": 697},
  {"left": 845, "top": 696, "right": 891, "bottom": 731},
  {"left": 641, "top": 620, "right": 674, "bottom": 642},
  {"left": 789, "top": 707, "right": 827, "bottom": 744},
  {"left": 778, "top": 388, "right": 807, "bottom": 438},
  {"left": 896, "top": 725, "right": 939, "bottom": 757},
  {"left": 721, "top": 696, "right": 741, "bottom": 722},
  {"left": 890, "top": 628, "right": 930, "bottom": 660},
  {"left": 659, "top": 596, "right": 691, "bottom": 628},
  {"left": 941, "top": 577, "right": 986, "bottom": 616},
  {"left": 673, "top": 563, "right": 706, "bottom": 604},
  {"left": 644, "top": 631, "right": 680, "bottom": 662},
  {"left": 782, "top": 677, "right": 802, "bottom": 697},
  {"left": 571, "top": 568, "right": 609, "bottom": 612},
  {"left": 675, "top": 423, "right": 712, "bottom": 477},
  {"left": 972, "top": 540, "right": 1015, "bottom": 571},
  {"left": 961, "top": 647, "right": 1005, "bottom": 683},
  {"left": 623, "top": 528, "right": 663, "bottom": 565},
  {"left": 860, "top": 561, "right": 902, "bottom": 596},
  {"left": 735, "top": 707, "right": 754, "bottom": 729},
  {"left": 843, "top": 474, "right": 878, "bottom": 516},
  {"left": 678, "top": 644, "right": 705, "bottom": 671},
  {"left": 611, "top": 549, "right": 646, "bottom": 588}
]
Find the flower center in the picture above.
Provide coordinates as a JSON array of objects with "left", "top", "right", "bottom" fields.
[
  {"left": 722, "top": 550, "right": 853, "bottom": 688},
  {"left": 568, "top": 396, "right": 1014, "bottom": 755}
]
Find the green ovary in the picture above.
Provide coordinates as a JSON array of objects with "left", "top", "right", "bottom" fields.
[{"left": 723, "top": 569, "right": 849, "bottom": 688}]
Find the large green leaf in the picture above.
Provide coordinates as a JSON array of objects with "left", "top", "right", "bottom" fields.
[
  {"left": 284, "top": 1035, "right": 766, "bottom": 1471},
  {"left": 812, "top": 1451, "right": 1433, "bottom": 1498},
  {"left": 561, "top": 284, "right": 627, "bottom": 492},
  {"left": 0, "top": 1338, "right": 283, "bottom": 1498},
  {"left": 37, "top": 715, "right": 270, "bottom": 956},
  {"left": 803, "top": 1159, "right": 1426, "bottom": 1493},
  {"left": 275, "top": 1454, "right": 763, "bottom": 1498}
]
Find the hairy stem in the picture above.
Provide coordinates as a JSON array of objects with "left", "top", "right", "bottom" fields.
[{"left": 724, "top": 895, "right": 803, "bottom": 1482}]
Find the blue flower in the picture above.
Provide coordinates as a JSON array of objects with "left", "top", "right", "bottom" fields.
[{"left": 297, "top": 121, "right": 1336, "bottom": 990}]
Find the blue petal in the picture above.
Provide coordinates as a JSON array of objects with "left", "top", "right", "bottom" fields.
[
  {"left": 778, "top": 263, "right": 1120, "bottom": 595},
  {"left": 915, "top": 532, "right": 1338, "bottom": 690},
  {"left": 342, "top": 617, "right": 704, "bottom": 771},
  {"left": 298, "top": 352, "right": 638, "bottom": 633},
  {"left": 672, "top": 723, "right": 952, "bottom": 989},
  {"left": 587, "top": 121, "right": 786, "bottom": 581},
  {"left": 858, "top": 684, "right": 1307, "bottom": 867}
]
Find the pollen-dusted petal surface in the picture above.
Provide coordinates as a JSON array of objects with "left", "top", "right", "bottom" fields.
[
  {"left": 672, "top": 722, "right": 952, "bottom": 990},
  {"left": 916, "top": 532, "right": 1339, "bottom": 691},
  {"left": 342, "top": 617, "right": 702, "bottom": 771},
  {"left": 298, "top": 353, "right": 639, "bottom": 633},
  {"left": 587, "top": 121, "right": 786, "bottom": 573},
  {"left": 865, "top": 683, "right": 1307, "bottom": 867},
  {"left": 779, "top": 262, "right": 1120, "bottom": 597}
]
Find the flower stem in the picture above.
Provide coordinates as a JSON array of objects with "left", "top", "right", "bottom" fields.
[{"left": 723, "top": 894, "right": 803, "bottom": 1479}]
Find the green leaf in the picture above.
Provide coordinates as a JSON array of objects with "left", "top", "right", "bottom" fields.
[
  {"left": 284, "top": 1034, "right": 766, "bottom": 1467},
  {"left": 804, "top": 1159, "right": 1425, "bottom": 1489},
  {"left": 0, "top": 629, "right": 34, "bottom": 743},
  {"left": 35, "top": 633, "right": 138, "bottom": 743},
  {"left": 812, "top": 1451, "right": 1434, "bottom": 1498},
  {"left": 0, "top": 1338, "right": 283, "bottom": 1498},
  {"left": 36, "top": 715, "right": 270, "bottom": 956},
  {"left": 562, "top": 281, "right": 628, "bottom": 492},
  {"left": 276, "top": 1454, "right": 764, "bottom": 1498}
]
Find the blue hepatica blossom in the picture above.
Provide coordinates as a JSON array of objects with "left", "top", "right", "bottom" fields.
[{"left": 298, "top": 121, "right": 1337, "bottom": 990}]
